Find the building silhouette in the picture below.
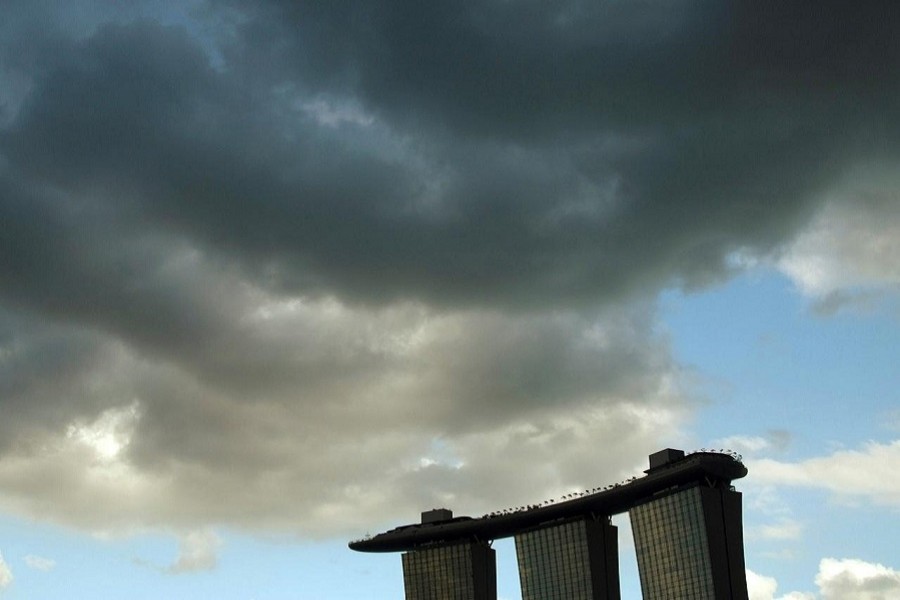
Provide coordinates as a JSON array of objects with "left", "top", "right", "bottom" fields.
[
  {"left": 350, "top": 449, "right": 748, "bottom": 599},
  {"left": 401, "top": 510, "right": 497, "bottom": 600},
  {"left": 401, "top": 540, "right": 496, "bottom": 600},
  {"left": 629, "top": 449, "right": 748, "bottom": 599},
  {"left": 515, "top": 516, "right": 619, "bottom": 600}
]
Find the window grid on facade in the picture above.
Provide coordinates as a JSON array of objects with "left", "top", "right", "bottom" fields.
[
  {"left": 515, "top": 519, "right": 594, "bottom": 600},
  {"left": 629, "top": 486, "right": 716, "bottom": 600},
  {"left": 402, "top": 542, "right": 495, "bottom": 600}
]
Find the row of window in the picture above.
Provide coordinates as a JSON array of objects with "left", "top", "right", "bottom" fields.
[
  {"left": 515, "top": 519, "right": 595, "bottom": 600},
  {"left": 402, "top": 544, "right": 477, "bottom": 600},
  {"left": 401, "top": 486, "right": 736, "bottom": 600},
  {"left": 630, "top": 486, "right": 717, "bottom": 599}
]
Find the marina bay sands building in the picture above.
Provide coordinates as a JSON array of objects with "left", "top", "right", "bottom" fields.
[{"left": 350, "top": 449, "right": 749, "bottom": 599}]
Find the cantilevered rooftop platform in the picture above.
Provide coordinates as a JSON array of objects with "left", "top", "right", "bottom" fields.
[{"left": 350, "top": 449, "right": 746, "bottom": 553}]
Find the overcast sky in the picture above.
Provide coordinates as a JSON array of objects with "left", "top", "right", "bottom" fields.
[{"left": 1, "top": 1, "right": 899, "bottom": 599}]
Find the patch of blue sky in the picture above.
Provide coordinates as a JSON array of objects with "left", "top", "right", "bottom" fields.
[
  {"left": 661, "top": 268, "right": 899, "bottom": 457},
  {"left": 742, "top": 482, "right": 900, "bottom": 596},
  {"left": 0, "top": 516, "right": 405, "bottom": 599},
  {"left": 0, "top": 515, "right": 169, "bottom": 599},
  {"left": 661, "top": 267, "right": 899, "bottom": 596}
]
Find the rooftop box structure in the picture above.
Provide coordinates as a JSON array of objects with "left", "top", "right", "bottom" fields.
[
  {"left": 647, "top": 448, "right": 685, "bottom": 471},
  {"left": 421, "top": 508, "right": 453, "bottom": 524}
]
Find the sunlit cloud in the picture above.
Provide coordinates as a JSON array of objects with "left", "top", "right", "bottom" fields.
[
  {"left": 747, "top": 569, "right": 778, "bottom": 600},
  {"left": 746, "top": 567, "right": 816, "bottom": 600},
  {"left": 747, "top": 558, "right": 900, "bottom": 600},
  {"left": 778, "top": 171, "right": 900, "bottom": 313},
  {"left": 66, "top": 402, "right": 141, "bottom": 462},
  {"left": 817, "top": 558, "right": 900, "bottom": 600},
  {"left": 750, "top": 441, "right": 900, "bottom": 508}
]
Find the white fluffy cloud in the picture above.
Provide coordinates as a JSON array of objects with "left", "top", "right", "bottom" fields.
[
  {"left": 817, "top": 558, "right": 900, "bottom": 600},
  {"left": 748, "top": 559, "right": 900, "bottom": 600},
  {"left": 750, "top": 440, "right": 900, "bottom": 508},
  {"left": 747, "top": 569, "right": 779, "bottom": 600},
  {"left": 169, "top": 530, "right": 222, "bottom": 574},
  {"left": 746, "top": 568, "right": 815, "bottom": 600},
  {"left": 0, "top": 551, "right": 12, "bottom": 589}
]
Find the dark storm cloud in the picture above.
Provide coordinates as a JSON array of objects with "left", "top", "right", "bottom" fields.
[
  {"left": 248, "top": 0, "right": 899, "bottom": 134},
  {"left": 0, "top": 1, "right": 898, "bottom": 534},
  {"left": 4, "top": 2, "right": 898, "bottom": 314},
  {"left": 0, "top": 309, "right": 113, "bottom": 448},
  {"left": 239, "top": 0, "right": 741, "bottom": 138}
]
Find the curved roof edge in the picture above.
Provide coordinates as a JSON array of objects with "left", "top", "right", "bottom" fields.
[{"left": 350, "top": 450, "right": 747, "bottom": 553}]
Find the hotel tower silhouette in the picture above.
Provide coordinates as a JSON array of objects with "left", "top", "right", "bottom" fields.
[{"left": 351, "top": 448, "right": 749, "bottom": 599}]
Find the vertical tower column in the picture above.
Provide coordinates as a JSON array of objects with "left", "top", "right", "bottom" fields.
[
  {"left": 629, "top": 485, "right": 748, "bottom": 600},
  {"left": 514, "top": 516, "right": 620, "bottom": 600},
  {"left": 401, "top": 541, "right": 497, "bottom": 600}
]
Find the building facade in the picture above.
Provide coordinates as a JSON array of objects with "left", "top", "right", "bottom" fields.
[
  {"left": 351, "top": 449, "right": 749, "bottom": 599},
  {"left": 630, "top": 482, "right": 748, "bottom": 599},
  {"left": 401, "top": 541, "right": 497, "bottom": 600},
  {"left": 515, "top": 517, "right": 620, "bottom": 600}
]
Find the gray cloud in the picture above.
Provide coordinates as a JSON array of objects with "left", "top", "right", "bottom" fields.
[
  {"left": 6, "top": 3, "right": 898, "bottom": 311},
  {"left": 776, "top": 170, "right": 900, "bottom": 313},
  {"left": 0, "top": 1, "right": 898, "bottom": 536},
  {"left": 0, "top": 297, "right": 688, "bottom": 534}
]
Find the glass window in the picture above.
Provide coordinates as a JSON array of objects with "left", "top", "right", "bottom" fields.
[{"left": 629, "top": 487, "right": 715, "bottom": 599}]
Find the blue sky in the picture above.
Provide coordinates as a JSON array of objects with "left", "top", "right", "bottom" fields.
[{"left": 2, "top": 2, "right": 900, "bottom": 599}]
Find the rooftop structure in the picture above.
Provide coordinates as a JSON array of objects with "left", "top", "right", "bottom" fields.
[{"left": 350, "top": 450, "right": 746, "bottom": 553}]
